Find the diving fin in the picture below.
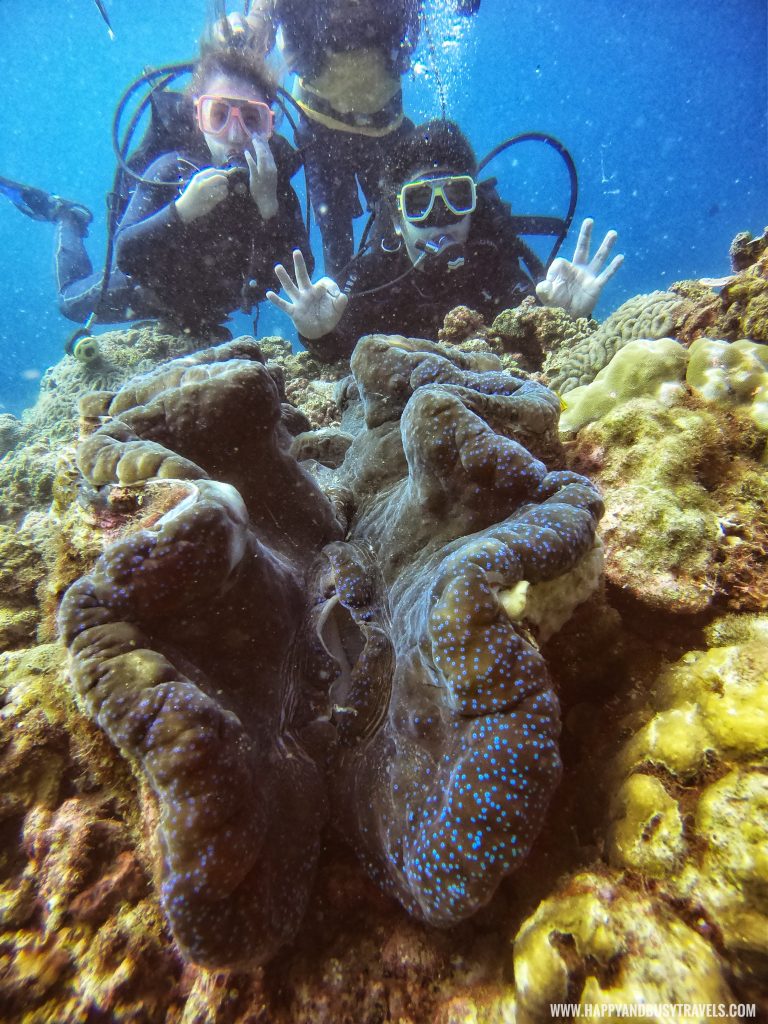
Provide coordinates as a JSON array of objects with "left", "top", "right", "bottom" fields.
[
  {"left": 93, "top": 0, "right": 116, "bottom": 40},
  {"left": 0, "top": 175, "right": 92, "bottom": 227}
]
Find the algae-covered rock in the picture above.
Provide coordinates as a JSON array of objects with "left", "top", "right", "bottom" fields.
[
  {"left": 0, "top": 645, "right": 185, "bottom": 1021},
  {"left": 570, "top": 399, "right": 723, "bottom": 613}
]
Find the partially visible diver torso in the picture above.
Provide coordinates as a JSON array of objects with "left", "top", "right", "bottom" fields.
[
  {"left": 302, "top": 188, "right": 538, "bottom": 361},
  {"left": 275, "top": 0, "right": 420, "bottom": 135}
]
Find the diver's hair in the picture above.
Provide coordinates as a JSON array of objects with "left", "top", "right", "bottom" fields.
[
  {"left": 190, "top": 43, "right": 278, "bottom": 102},
  {"left": 382, "top": 120, "right": 478, "bottom": 193}
]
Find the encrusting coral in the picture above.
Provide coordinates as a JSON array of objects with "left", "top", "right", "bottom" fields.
[
  {"left": 55, "top": 331, "right": 604, "bottom": 970},
  {"left": 605, "top": 615, "right": 768, "bottom": 983},
  {"left": 492, "top": 296, "right": 596, "bottom": 375},
  {"left": 559, "top": 331, "right": 768, "bottom": 615}
]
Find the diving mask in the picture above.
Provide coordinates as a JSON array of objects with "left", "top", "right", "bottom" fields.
[
  {"left": 397, "top": 174, "right": 477, "bottom": 223},
  {"left": 195, "top": 95, "right": 274, "bottom": 139}
]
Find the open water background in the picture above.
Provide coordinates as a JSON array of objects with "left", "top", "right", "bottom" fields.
[{"left": 0, "top": 0, "right": 765, "bottom": 415}]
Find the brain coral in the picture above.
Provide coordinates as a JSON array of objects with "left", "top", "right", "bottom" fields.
[
  {"left": 546, "top": 290, "right": 692, "bottom": 394},
  {"left": 58, "top": 333, "right": 604, "bottom": 967}
]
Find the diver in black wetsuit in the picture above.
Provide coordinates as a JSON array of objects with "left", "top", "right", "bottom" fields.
[
  {"left": 0, "top": 45, "right": 311, "bottom": 337},
  {"left": 220, "top": 0, "right": 482, "bottom": 278},
  {"left": 265, "top": 120, "right": 625, "bottom": 362},
  {"left": 115, "top": 45, "right": 311, "bottom": 335}
]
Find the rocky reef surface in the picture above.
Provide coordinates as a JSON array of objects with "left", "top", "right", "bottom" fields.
[{"left": 1, "top": 232, "right": 767, "bottom": 1022}]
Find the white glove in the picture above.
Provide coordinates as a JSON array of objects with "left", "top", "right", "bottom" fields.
[
  {"left": 266, "top": 249, "right": 349, "bottom": 339},
  {"left": 535, "top": 217, "right": 624, "bottom": 318},
  {"left": 245, "top": 136, "right": 278, "bottom": 221},
  {"left": 174, "top": 167, "right": 229, "bottom": 224}
]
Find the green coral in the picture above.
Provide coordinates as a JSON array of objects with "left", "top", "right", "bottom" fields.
[
  {"left": 547, "top": 291, "right": 692, "bottom": 394},
  {"left": 559, "top": 335, "right": 768, "bottom": 457},
  {"left": 686, "top": 337, "right": 768, "bottom": 433},
  {"left": 560, "top": 337, "right": 688, "bottom": 433},
  {"left": 574, "top": 399, "right": 724, "bottom": 613}
]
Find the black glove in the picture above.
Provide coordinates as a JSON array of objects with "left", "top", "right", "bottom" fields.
[{"left": 454, "top": 0, "right": 481, "bottom": 13}]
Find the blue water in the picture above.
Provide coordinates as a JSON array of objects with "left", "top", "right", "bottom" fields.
[{"left": 0, "top": 0, "right": 765, "bottom": 416}]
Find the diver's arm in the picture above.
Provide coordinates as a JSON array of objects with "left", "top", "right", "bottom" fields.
[{"left": 115, "top": 154, "right": 194, "bottom": 283}]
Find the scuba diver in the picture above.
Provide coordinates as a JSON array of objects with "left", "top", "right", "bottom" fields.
[
  {"left": 113, "top": 43, "right": 311, "bottom": 335},
  {"left": 219, "top": 0, "right": 482, "bottom": 278},
  {"left": 0, "top": 43, "right": 310, "bottom": 342},
  {"left": 265, "top": 120, "right": 624, "bottom": 362}
]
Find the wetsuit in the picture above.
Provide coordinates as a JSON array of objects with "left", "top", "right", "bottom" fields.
[
  {"left": 302, "top": 186, "right": 538, "bottom": 361},
  {"left": 54, "top": 214, "right": 156, "bottom": 324},
  {"left": 301, "top": 186, "right": 540, "bottom": 362},
  {"left": 115, "top": 134, "right": 310, "bottom": 333},
  {"left": 247, "top": 0, "right": 480, "bottom": 278}
]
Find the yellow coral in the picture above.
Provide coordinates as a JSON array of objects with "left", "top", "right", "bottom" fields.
[
  {"left": 513, "top": 872, "right": 734, "bottom": 1021},
  {"left": 559, "top": 337, "right": 688, "bottom": 433},
  {"left": 607, "top": 773, "right": 685, "bottom": 876},
  {"left": 608, "top": 618, "right": 768, "bottom": 971},
  {"left": 686, "top": 337, "right": 768, "bottom": 436}
]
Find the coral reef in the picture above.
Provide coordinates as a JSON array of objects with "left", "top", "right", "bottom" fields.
[
  {"left": 438, "top": 304, "right": 489, "bottom": 345},
  {"left": 259, "top": 334, "right": 349, "bottom": 427},
  {"left": 559, "top": 337, "right": 689, "bottom": 433},
  {"left": 514, "top": 870, "right": 737, "bottom": 1019},
  {"left": 670, "top": 239, "right": 768, "bottom": 347},
  {"left": 0, "top": 644, "right": 186, "bottom": 1022},
  {"left": 686, "top": 337, "right": 768, "bottom": 434},
  {"left": 55, "top": 331, "right": 603, "bottom": 972},
  {"left": 0, "top": 321, "right": 211, "bottom": 526},
  {"left": 606, "top": 615, "right": 768, "bottom": 982},
  {"left": 560, "top": 331, "right": 768, "bottom": 615},
  {"left": 730, "top": 226, "right": 768, "bottom": 272},
  {"left": 0, "top": 522, "right": 45, "bottom": 648},
  {"left": 3, "top": 228, "right": 768, "bottom": 1020},
  {"left": 546, "top": 290, "right": 693, "bottom": 394},
  {"left": 491, "top": 296, "right": 596, "bottom": 375},
  {"left": 567, "top": 392, "right": 767, "bottom": 615}
]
